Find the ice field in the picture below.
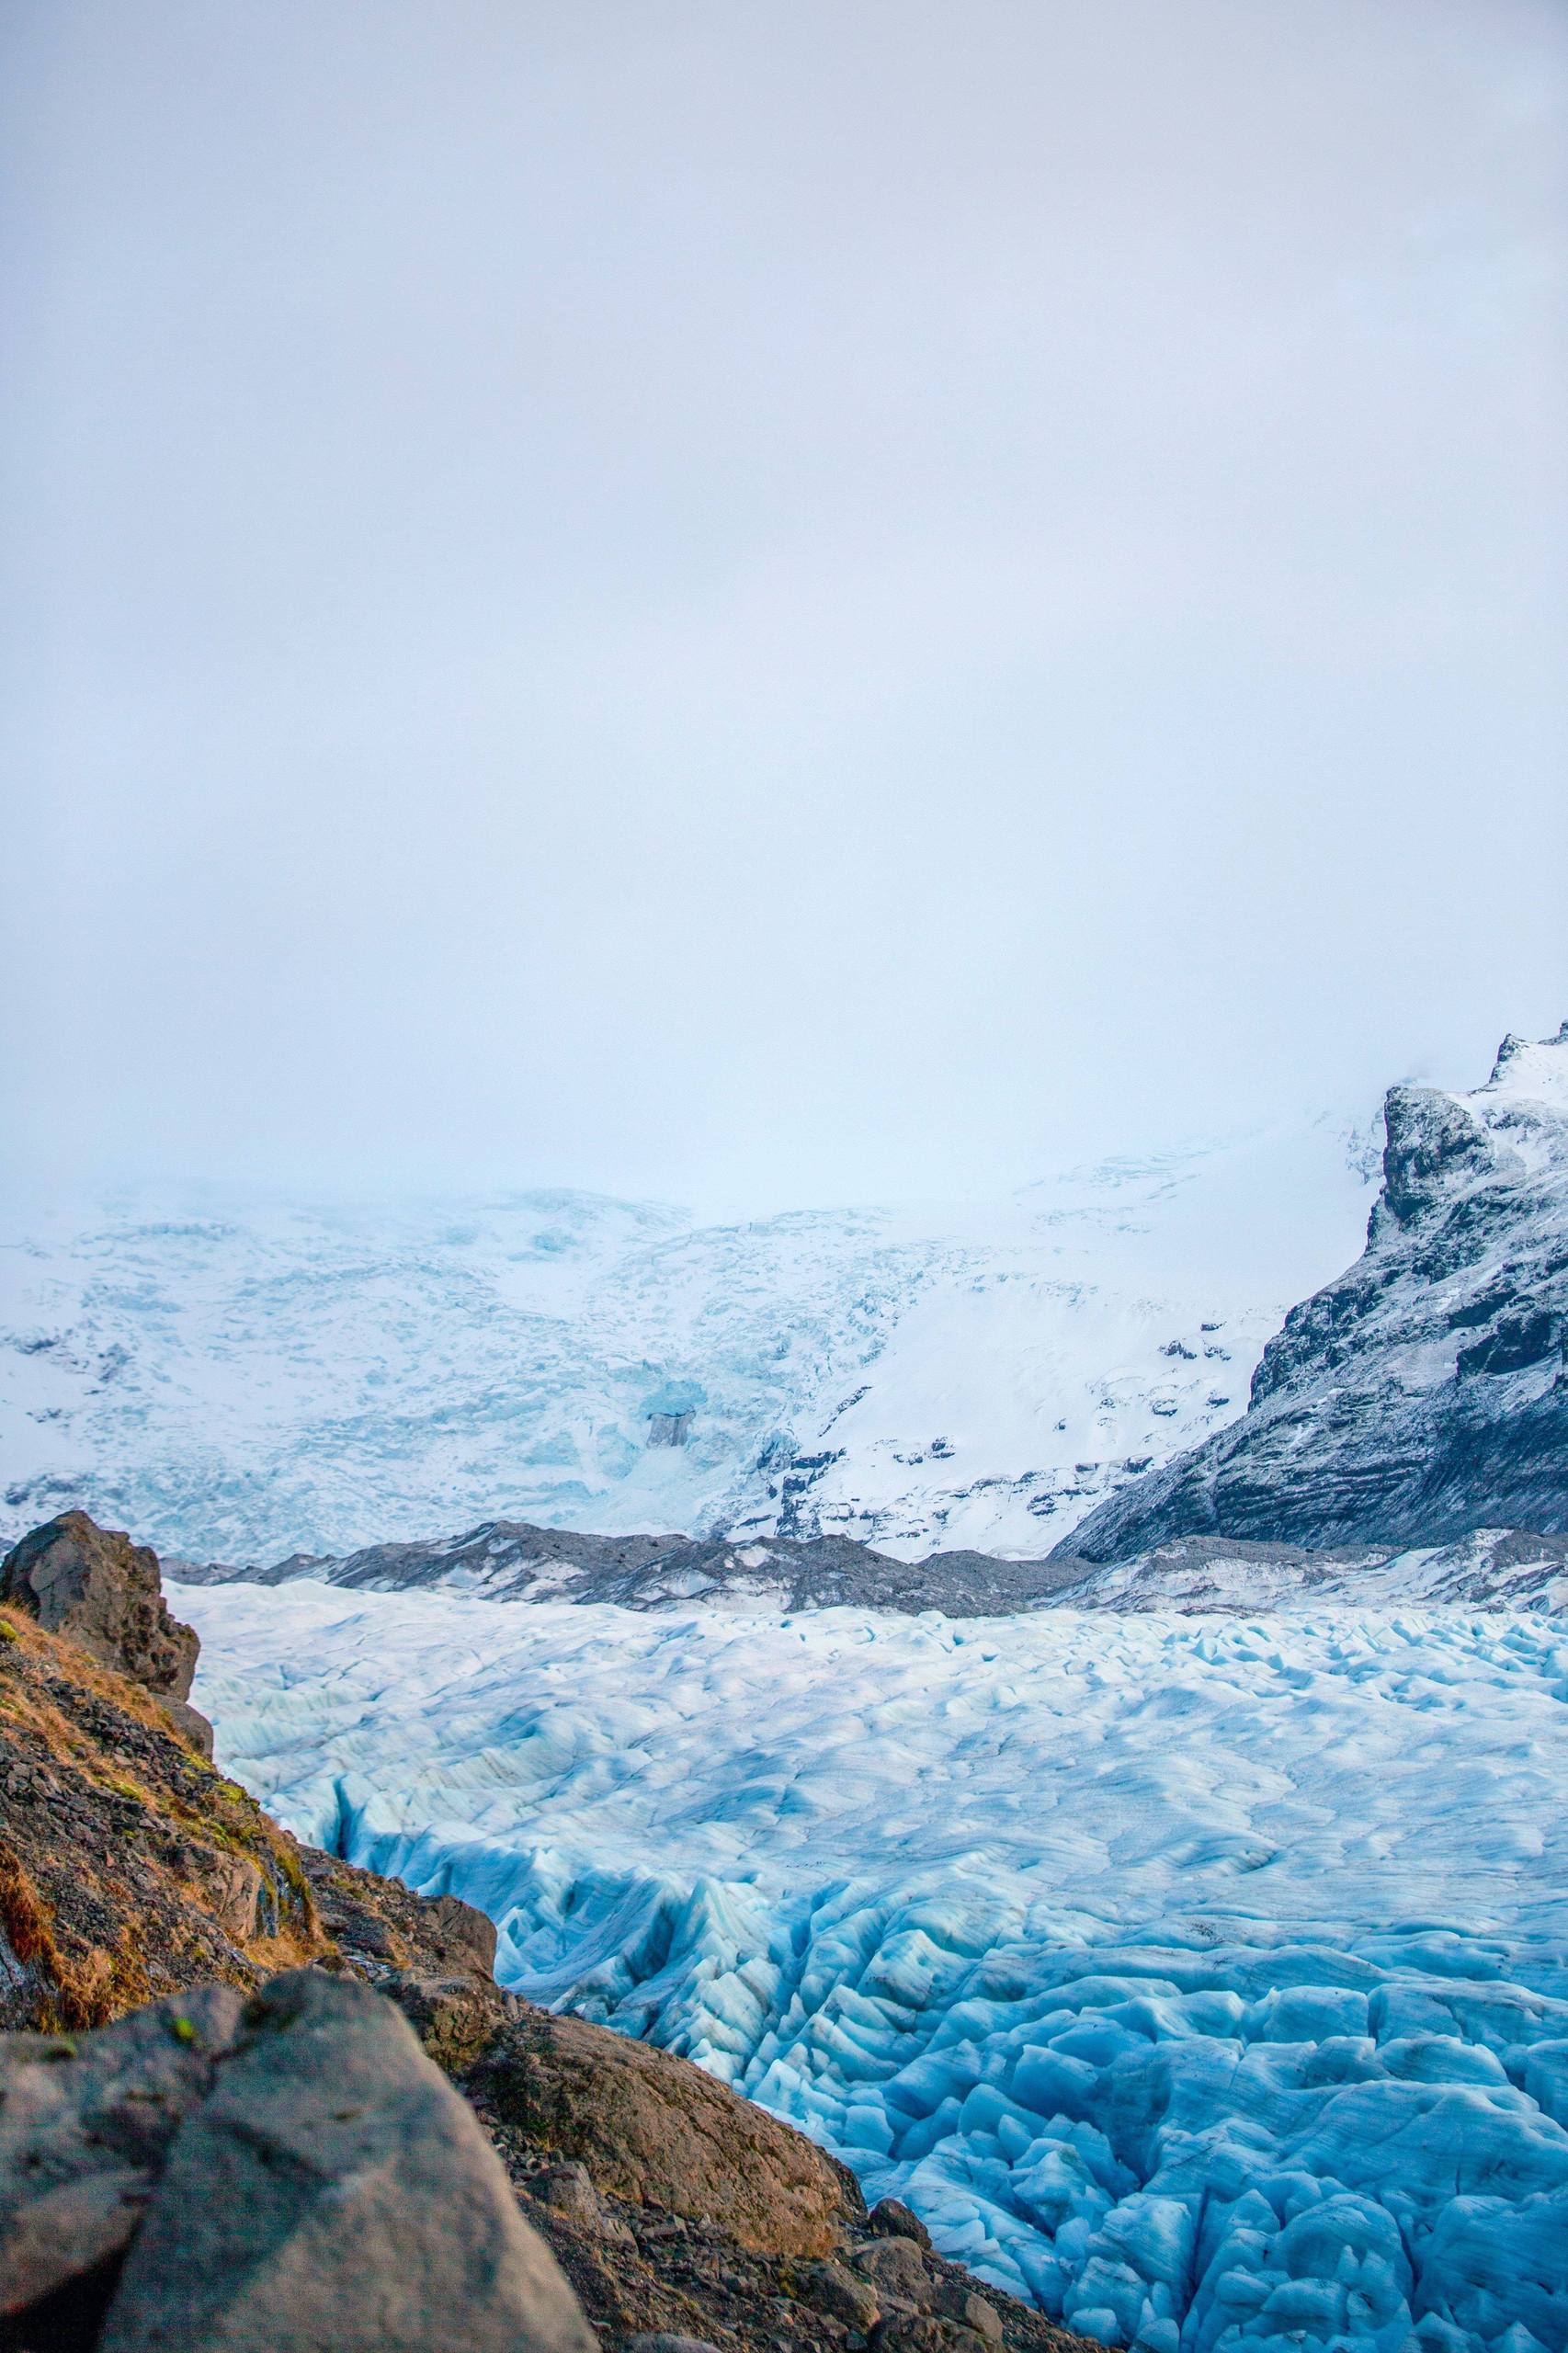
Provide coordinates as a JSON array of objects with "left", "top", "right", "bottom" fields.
[{"left": 176, "top": 1580, "right": 1568, "bottom": 2353}]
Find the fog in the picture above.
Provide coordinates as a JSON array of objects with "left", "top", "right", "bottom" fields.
[{"left": 5, "top": 1, "right": 1565, "bottom": 1211}]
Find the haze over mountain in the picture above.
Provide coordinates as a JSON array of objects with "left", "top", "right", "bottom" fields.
[{"left": 0, "top": 1104, "right": 1380, "bottom": 1565}]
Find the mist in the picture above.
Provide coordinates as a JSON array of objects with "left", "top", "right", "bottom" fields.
[{"left": 4, "top": 0, "right": 1565, "bottom": 1212}]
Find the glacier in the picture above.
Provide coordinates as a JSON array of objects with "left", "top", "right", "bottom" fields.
[
  {"left": 0, "top": 1109, "right": 1377, "bottom": 1565},
  {"left": 176, "top": 1577, "right": 1568, "bottom": 2353}
]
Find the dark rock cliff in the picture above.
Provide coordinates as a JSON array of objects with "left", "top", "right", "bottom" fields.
[{"left": 1064, "top": 1027, "right": 1568, "bottom": 1561}]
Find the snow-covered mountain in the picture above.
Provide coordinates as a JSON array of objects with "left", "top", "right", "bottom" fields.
[
  {"left": 1072, "top": 1025, "right": 1568, "bottom": 1562},
  {"left": 0, "top": 1110, "right": 1378, "bottom": 1565}
]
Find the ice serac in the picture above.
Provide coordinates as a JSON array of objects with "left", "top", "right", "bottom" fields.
[{"left": 1067, "top": 1026, "right": 1568, "bottom": 1562}]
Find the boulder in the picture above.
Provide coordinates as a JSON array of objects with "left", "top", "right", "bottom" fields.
[
  {"left": 931, "top": 2280, "right": 1004, "bottom": 2343},
  {"left": 470, "top": 2006, "right": 864, "bottom": 2258},
  {"left": 381, "top": 1969, "right": 512, "bottom": 2072},
  {"left": 801, "top": 2256, "right": 882, "bottom": 2330},
  {"left": 868, "top": 2196, "right": 934, "bottom": 2250},
  {"left": 97, "top": 1968, "right": 596, "bottom": 2353},
  {"left": 1, "top": 1512, "right": 199, "bottom": 1699},
  {"left": 424, "top": 1892, "right": 498, "bottom": 1976},
  {"left": 153, "top": 1692, "right": 215, "bottom": 1757},
  {"left": 530, "top": 2160, "right": 636, "bottom": 2246},
  {"left": 0, "top": 1985, "right": 244, "bottom": 2327},
  {"left": 854, "top": 2236, "right": 933, "bottom": 2302}
]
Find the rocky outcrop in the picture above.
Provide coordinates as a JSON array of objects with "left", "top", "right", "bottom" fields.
[
  {"left": 0, "top": 1606, "right": 314, "bottom": 2032},
  {"left": 1, "top": 1970, "right": 595, "bottom": 2353},
  {"left": 1066, "top": 1028, "right": 1568, "bottom": 1561},
  {"left": 2, "top": 1511, "right": 199, "bottom": 1697},
  {"left": 469, "top": 2006, "right": 865, "bottom": 2259},
  {"left": 0, "top": 1525, "right": 512, "bottom": 2037}
]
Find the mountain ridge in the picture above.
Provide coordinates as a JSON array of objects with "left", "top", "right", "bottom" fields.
[{"left": 170, "top": 1514, "right": 1568, "bottom": 1615}]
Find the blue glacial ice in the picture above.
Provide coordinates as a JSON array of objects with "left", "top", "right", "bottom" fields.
[{"left": 176, "top": 1583, "right": 1568, "bottom": 2353}]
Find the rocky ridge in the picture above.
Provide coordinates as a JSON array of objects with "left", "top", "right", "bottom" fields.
[
  {"left": 0, "top": 1513, "right": 1098, "bottom": 2353},
  {"left": 1066, "top": 1025, "right": 1568, "bottom": 1562},
  {"left": 170, "top": 1521, "right": 1089, "bottom": 1615},
  {"left": 172, "top": 1513, "right": 1568, "bottom": 1615}
]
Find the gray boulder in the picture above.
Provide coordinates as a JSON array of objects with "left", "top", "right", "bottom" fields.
[
  {"left": 97, "top": 1968, "right": 596, "bottom": 2352},
  {"left": 0, "top": 1986, "right": 244, "bottom": 2328},
  {"left": 853, "top": 2234, "right": 932, "bottom": 2303}
]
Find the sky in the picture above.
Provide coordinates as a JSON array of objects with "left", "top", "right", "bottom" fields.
[{"left": 4, "top": 1, "right": 1566, "bottom": 1213}]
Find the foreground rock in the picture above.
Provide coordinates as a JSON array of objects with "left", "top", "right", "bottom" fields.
[
  {"left": 1, "top": 1970, "right": 594, "bottom": 2353},
  {"left": 1068, "top": 1024, "right": 1568, "bottom": 1560},
  {"left": 470, "top": 2006, "right": 864, "bottom": 2258},
  {"left": 0, "top": 1983, "right": 243, "bottom": 2333},
  {"left": 102, "top": 1971, "right": 594, "bottom": 2353}
]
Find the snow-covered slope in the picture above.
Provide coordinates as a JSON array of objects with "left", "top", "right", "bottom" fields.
[
  {"left": 1072, "top": 1027, "right": 1568, "bottom": 1563},
  {"left": 179, "top": 1577, "right": 1568, "bottom": 2353},
  {"left": 0, "top": 1112, "right": 1376, "bottom": 1564}
]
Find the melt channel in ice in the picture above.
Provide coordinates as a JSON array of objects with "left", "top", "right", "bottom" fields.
[{"left": 175, "top": 1581, "right": 1568, "bottom": 2353}]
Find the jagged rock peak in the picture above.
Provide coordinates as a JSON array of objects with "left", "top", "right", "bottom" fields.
[{"left": 1489, "top": 1017, "right": 1568, "bottom": 1085}]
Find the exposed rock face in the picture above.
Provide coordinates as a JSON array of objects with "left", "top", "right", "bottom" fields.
[
  {"left": 470, "top": 2005, "right": 865, "bottom": 2259},
  {"left": 1066, "top": 1027, "right": 1568, "bottom": 1561},
  {"left": 175, "top": 1510, "right": 1568, "bottom": 1618},
  {"left": 0, "top": 1971, "right": 595, "bottom": 2353},
  {"left": 1040, "top": 1527, "right": 1568, "bottom": 1611},
  {"left": 2, "top": 1510, "right": 199, "bottom": 1698}
]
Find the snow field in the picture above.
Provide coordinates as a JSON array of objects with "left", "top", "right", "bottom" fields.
[{"left": 176, "top": 1583, "right": 1568, "bottom": 2353}]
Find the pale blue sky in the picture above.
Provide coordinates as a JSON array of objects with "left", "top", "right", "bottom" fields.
[{"left": 5, "top": 1, "right": 1565, "bottom": 1210}]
